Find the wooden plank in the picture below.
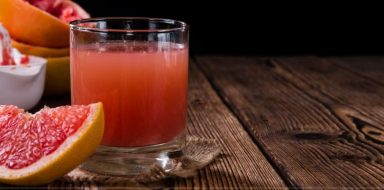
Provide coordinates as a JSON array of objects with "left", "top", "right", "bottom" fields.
[
  {"left": 1, "top": 60, "right": 287, "bottom": 189},
  {"left": 330, "top": 56, "right": 384, "bottom": 86},
  {"left": 196, "top": 56, "right": 384, "bottom": 189},
  {"left": 273, "top": 57, "right": 384, "bottom": 151},
  {"left": 174, "top": 61, "right": 287, "bottom": 189}
]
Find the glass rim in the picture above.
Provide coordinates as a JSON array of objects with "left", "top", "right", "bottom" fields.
[{"left": 70, "top": 17, "right": 188, "bottom": 33}]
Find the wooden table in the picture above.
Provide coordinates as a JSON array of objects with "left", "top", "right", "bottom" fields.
[{"left": 3, "top": 56, "right": 384, "bottom": 189}]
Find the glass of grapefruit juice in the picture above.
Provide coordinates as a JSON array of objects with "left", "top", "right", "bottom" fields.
[{"left": 70, "top": 18, "right": 188, "bottom": 175}]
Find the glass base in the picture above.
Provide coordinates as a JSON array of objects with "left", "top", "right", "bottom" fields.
[{"left": 80, "top": 134, "right": 185, "bottom": 176}]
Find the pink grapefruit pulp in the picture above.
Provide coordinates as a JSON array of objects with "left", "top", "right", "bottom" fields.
[{"left": 0, "top": 103, "right": 104, "bottom": 185}]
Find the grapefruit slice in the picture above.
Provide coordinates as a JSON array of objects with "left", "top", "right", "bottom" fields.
[{"left": 0, "top": 103, "right": 104, "bottom": 185}]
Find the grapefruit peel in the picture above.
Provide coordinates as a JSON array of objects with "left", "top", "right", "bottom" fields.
[{"left": 0, "top": 0, "right": 89, "bottom": 48}]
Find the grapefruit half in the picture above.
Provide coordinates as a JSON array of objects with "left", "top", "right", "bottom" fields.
[
  {"left": 0, "top": 0, "right": 89, "bottom": 48},
  {"left": 0, "top": 103, "right": 104, "bottom": 185}
]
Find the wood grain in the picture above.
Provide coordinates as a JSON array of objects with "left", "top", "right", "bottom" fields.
[
  {"left": 273, "top": 57, "right": 384, "bottom": 152},
  {"left": 1, "top": 60, "right": 287, "bottom": 189},
  {"left": 174, "top": 61, "right": 287, "bottom": 189},
  {"left": 196, "top": 56, "right": 384, "bottom": 189},
  {"left": 330, "top": 56, "right": 384, "bottom": 86}
]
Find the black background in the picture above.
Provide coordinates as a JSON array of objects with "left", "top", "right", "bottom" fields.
[{"left": 75, "top": 1, "right": 384, "bottom": 55}]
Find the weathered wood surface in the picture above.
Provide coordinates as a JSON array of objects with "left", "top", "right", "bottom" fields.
[
  {"left": 196, "top": 56, "right": 384, "bottom": 189},
  {"left": 1, "top": 61, "right": 287, "bottom": 189},
  {"left": 172, "top": 62, "right": 287, "bottom": 189},
  {"left": 3, "top": 56, "right": 384, "bottom": 189},
  {"left": 330, "top": 56, "right": 384, "bottom": 84}
]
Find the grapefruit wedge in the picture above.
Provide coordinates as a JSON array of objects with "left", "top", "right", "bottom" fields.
[{"left": 0, "top": 103, "right": 104, "bottom": 185}]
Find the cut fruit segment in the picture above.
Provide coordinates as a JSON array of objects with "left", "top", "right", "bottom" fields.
[{"left": 0, "top": 103, "right": 104, "bottom": 185}]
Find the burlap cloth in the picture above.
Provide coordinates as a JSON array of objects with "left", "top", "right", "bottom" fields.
[{"left": 53, "top": 136, "right": 220, "bottom": 188}]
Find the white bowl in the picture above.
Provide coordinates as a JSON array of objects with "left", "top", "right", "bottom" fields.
[{"left": 0, "top": 56, "right": 47, "bottom": 110}]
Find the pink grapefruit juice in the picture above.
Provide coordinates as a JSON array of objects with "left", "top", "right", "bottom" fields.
[{"left": 71, "top": 42, "right": 188, "bottom": 147}]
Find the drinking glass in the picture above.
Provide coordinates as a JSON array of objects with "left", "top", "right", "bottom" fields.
[{"left": 70, "top": 17, "right": 189, "bottom": 175}]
